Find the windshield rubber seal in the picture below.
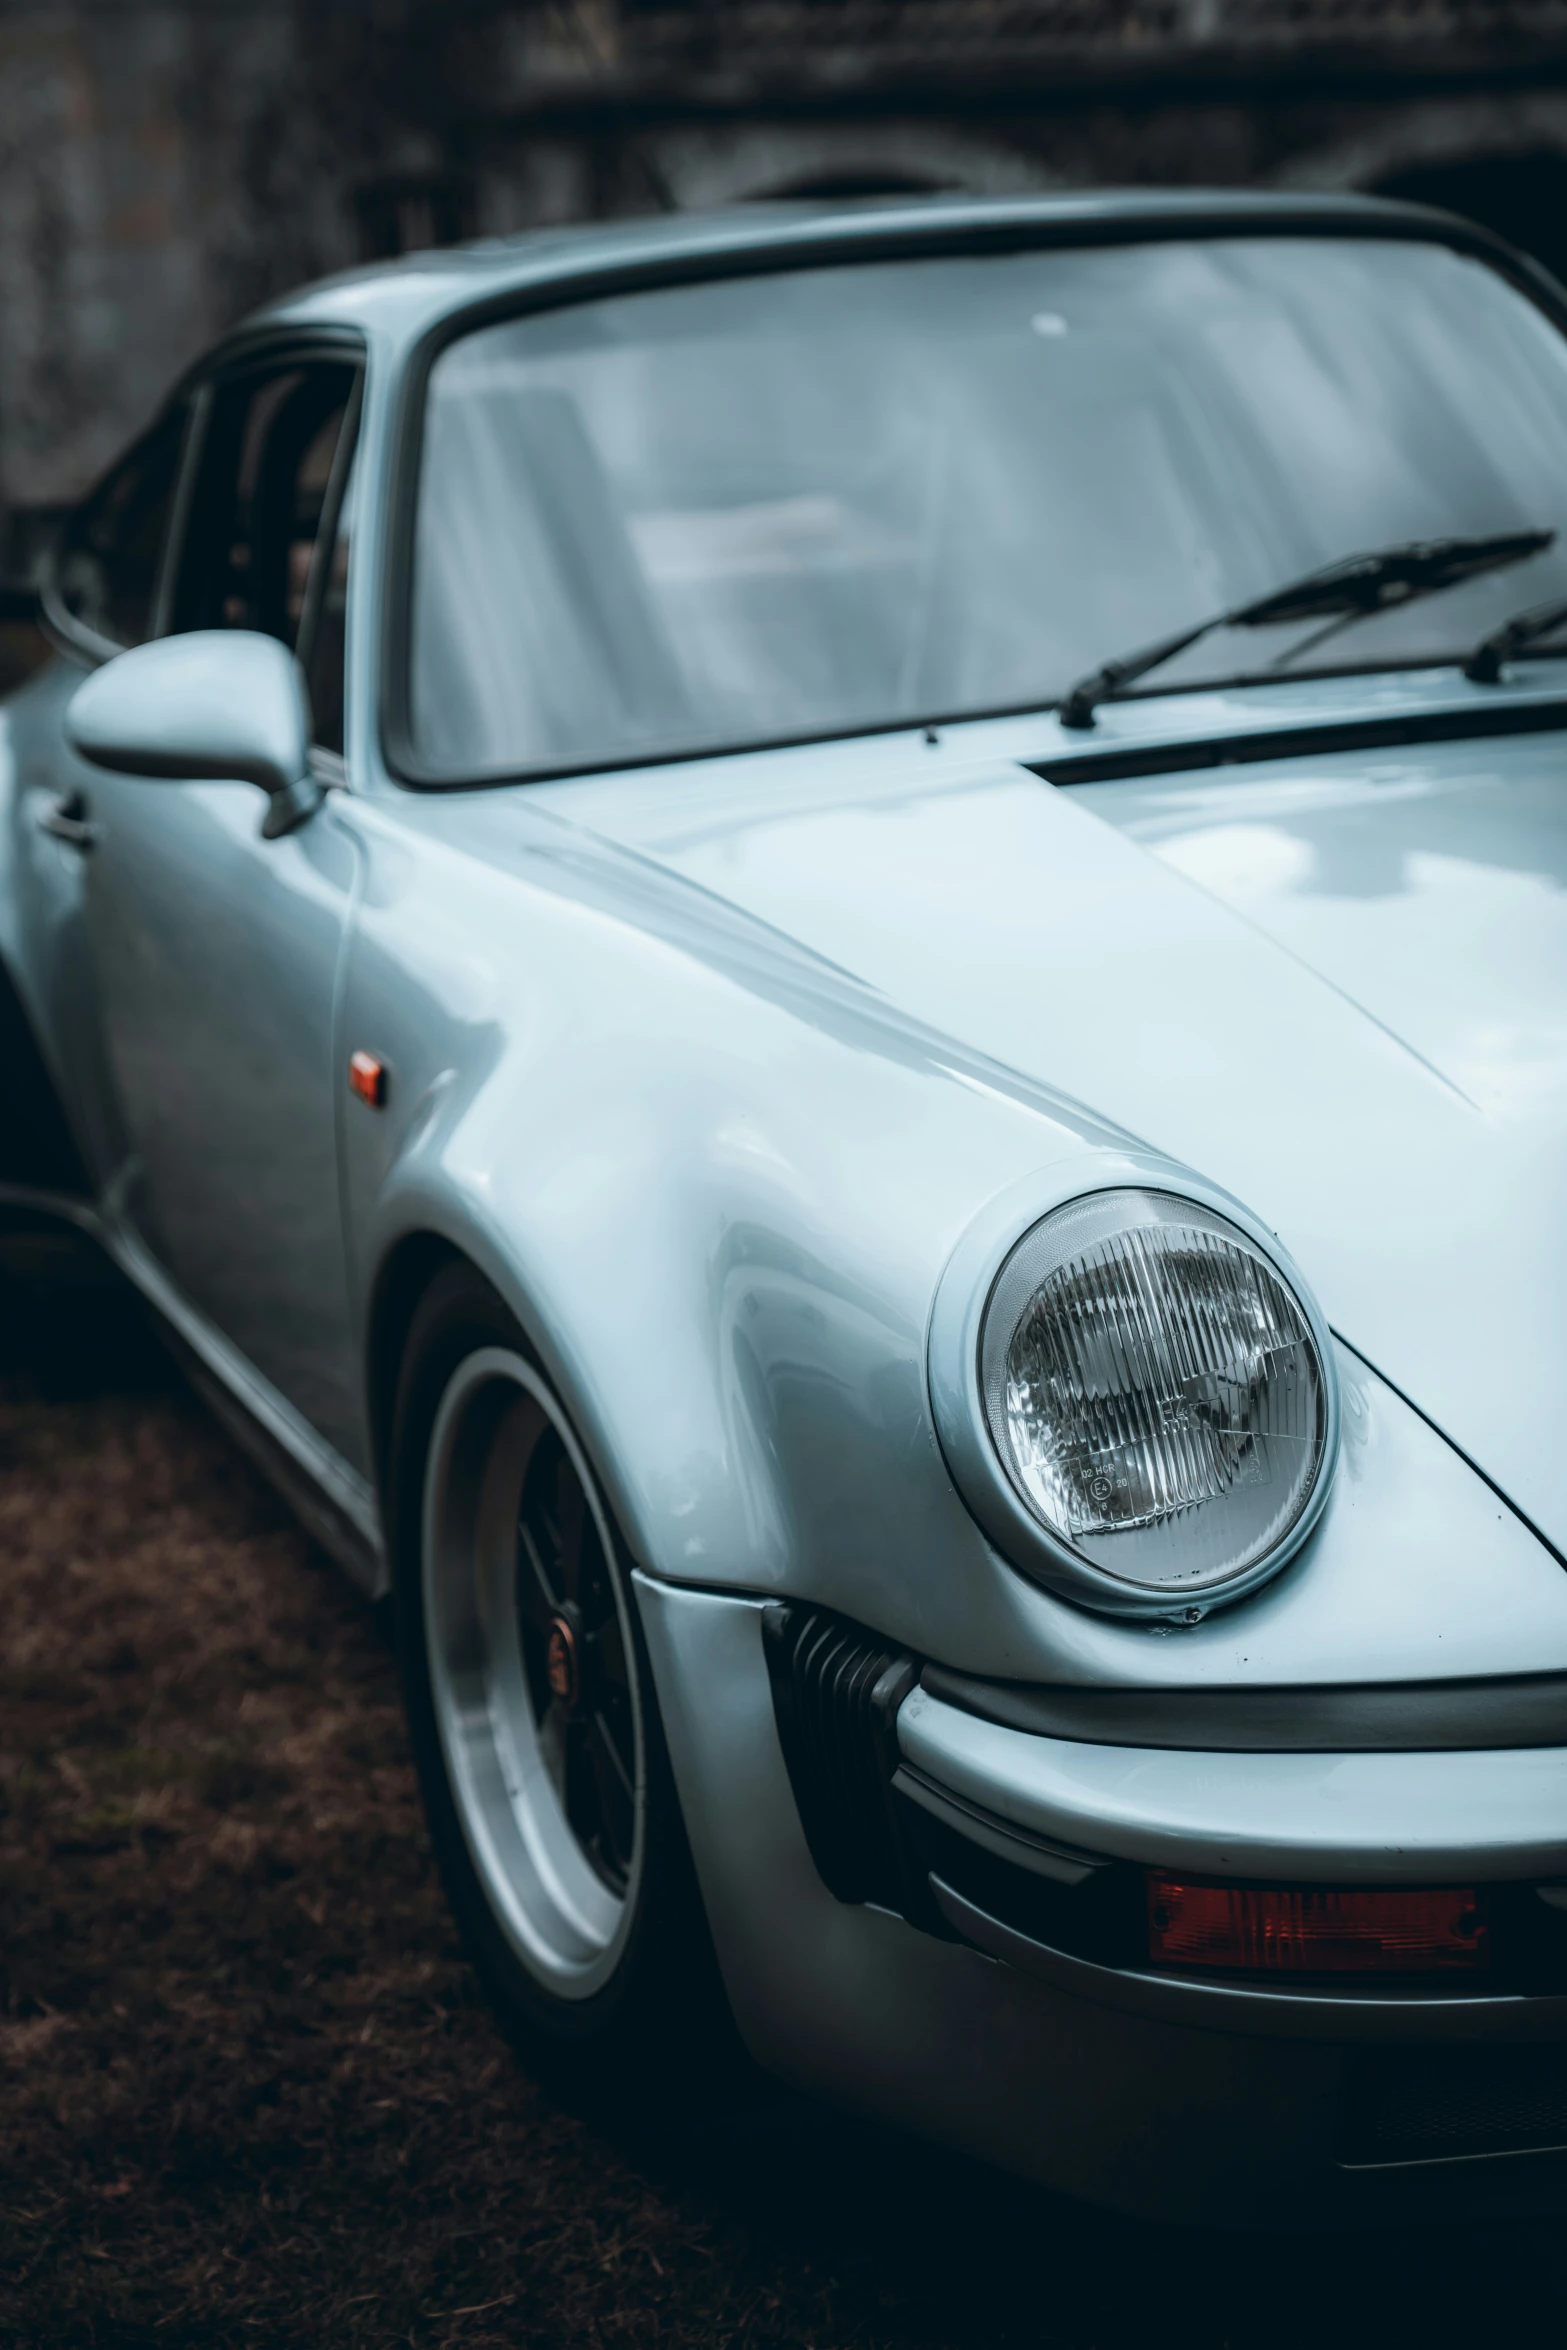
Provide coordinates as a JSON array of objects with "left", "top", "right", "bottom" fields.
[{"left": 378, "top": 199, "right": 1567, "bottom": 795}]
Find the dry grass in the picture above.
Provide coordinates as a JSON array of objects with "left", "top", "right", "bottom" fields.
[{"left": 0, "top": 1253, "right": 1561, "bottom": 2348}]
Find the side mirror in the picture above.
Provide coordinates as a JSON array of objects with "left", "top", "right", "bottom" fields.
[{"left": 65, "top": 630, "right": 322, "bottom": 839}]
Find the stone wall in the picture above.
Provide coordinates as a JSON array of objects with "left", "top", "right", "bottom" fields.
[{"left": 2, "top": 0, "right": 1566, "bottom": 527}]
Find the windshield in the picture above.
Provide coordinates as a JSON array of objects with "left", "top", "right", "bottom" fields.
[{"left": 406, "top": 235, "right": 1567, "bottom": 778}]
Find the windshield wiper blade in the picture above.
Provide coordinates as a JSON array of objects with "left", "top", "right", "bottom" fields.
[
  {"left": 1464, "top": 594, "right": 1567, "bottom": 683},
  {"left": 1056, "top": 529, "right": 1556, "bottom": 731}
]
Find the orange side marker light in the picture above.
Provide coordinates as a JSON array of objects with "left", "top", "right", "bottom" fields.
[{"left": 348, "top": 1049, "right": 387, "bottom": 1109}]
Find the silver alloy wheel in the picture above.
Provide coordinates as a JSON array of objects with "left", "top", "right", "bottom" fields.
[{"left": 423, "top": 1347, "right": 646, "bottom": 2000}]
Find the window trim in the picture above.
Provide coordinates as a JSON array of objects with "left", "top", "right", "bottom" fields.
[
  {"left": 296, "top": 365, "right": 364, "bottom": 723},
  {"left": 42, "top": 324, "right": 368, "bottom": 674},
  {"left": 149, "top": 380, "right": 212, "bottom": 646},
  {"left": 163, "top": 331, "right": 367, "bottom": 678},
  {"left": 40, "top": 397, "right": 203, "bottom": 669},
  {"left": 378, "top": 201, "right": 1567, "bottom": 793}
]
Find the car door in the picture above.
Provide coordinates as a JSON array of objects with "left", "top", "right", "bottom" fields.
[
  {"left": 68, "top": 338, "right": 371, "bottom": 1476},
  {"left": 7, "top": 397, "right": 195, "bottom": 1195}
]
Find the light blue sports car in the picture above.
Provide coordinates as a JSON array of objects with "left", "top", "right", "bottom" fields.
[{"left": 6, "top": 191, "right": 1567, "bottom": 2225}]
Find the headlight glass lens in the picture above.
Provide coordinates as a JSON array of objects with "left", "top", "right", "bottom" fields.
[{"left": 980, "top": 1190, "right": 1329, "bottom": 1595}]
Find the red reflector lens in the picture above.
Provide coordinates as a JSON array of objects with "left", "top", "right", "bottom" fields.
[{"left": 1146, "top": 1877, "right": 1487, "bottom": 1974}]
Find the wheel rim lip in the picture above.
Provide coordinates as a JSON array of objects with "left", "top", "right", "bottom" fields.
[{"left": 423, "top": 1347, "right": 646, "bottom": 2001}]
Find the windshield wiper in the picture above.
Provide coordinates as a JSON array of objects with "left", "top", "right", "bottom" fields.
[
  {"left": 1056, "top": 530, "right": 1556, "bottom": 731},
  {"left": 1464, "top": 594, "right": 1567, "bottom": 683}
]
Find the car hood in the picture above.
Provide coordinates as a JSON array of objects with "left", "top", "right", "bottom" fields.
[{"left": 543, "top": 720, "right": 1567, "bottom": 1562}]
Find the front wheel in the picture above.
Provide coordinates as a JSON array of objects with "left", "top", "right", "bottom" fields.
[{"left": 390, "top": 1264, "right": 730, "bottom": 2084}]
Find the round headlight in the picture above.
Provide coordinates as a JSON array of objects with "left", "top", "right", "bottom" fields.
[{"left": 979, "top": 1189, "right": 1330, "bottom": 1598}]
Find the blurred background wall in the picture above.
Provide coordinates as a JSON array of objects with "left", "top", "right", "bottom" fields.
[{"left": 3, "top": 0, "right": 1567, "bottom": 559}]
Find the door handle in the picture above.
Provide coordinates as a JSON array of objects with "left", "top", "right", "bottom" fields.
[{"left": 37, "top": 788, "right": 98, "bottom": 851}]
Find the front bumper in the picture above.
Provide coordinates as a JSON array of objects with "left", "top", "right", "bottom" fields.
[
  {"left": 635, "top": 1574, "right": 1567, "bottom": 2225},
  {"left": 899, "top": 1683, "right": 1567, "bottom": 1886}
]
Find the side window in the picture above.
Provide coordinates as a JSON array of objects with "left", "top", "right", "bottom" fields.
[
  {"left": 305, "top": 450, "right": 356, "bottom": 756},
  {"left": 171, "top": 356, "right": 359, "bottom": 742},
  {"left": 54, "top": 404, "right": 189, "bottom": 648}
]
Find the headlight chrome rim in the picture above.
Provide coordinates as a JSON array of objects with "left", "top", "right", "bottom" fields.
[{"left": 927, "top": 1157, "right": 1340, "bottom": 1620}]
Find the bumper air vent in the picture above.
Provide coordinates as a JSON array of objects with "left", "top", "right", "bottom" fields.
[
  {"left": 761, "top": 1604, "right": 920, "bottom": 1911},
  {"left": 1341, "top": 2044, "right": 1567, "bottom": 2168}
]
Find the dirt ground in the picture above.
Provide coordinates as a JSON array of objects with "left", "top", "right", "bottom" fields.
[{"left": 0, "top": 1257, "right": 1562, "bottom": 2349}]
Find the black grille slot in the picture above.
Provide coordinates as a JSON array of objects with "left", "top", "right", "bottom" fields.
[
  {"left": 762, "top": 1605, "right": 918, "bottom": 1909},
  {"left": 1342, "top": 2044, "right": 1567, "bottom": 2168}
]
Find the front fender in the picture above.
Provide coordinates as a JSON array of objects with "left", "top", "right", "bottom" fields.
[{"left": 336, "top": 791, "right": 1567, "bottom": 1696}]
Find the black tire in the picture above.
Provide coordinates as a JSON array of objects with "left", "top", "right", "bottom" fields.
[{"left": 389, "top": 1260, "right": 735, "bottom": 2099}]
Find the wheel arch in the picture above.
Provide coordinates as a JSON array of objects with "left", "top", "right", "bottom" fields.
[
  {"left": 363, "top": 1227, "right": 466, "bottom": 1522},
  {"left": 362, "top": 1222, "right": 654, "bottom": 1586}
]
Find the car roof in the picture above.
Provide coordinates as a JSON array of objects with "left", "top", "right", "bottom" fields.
[{"left": 251, "top": 186, "right": 1499, "bottom": 348}]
